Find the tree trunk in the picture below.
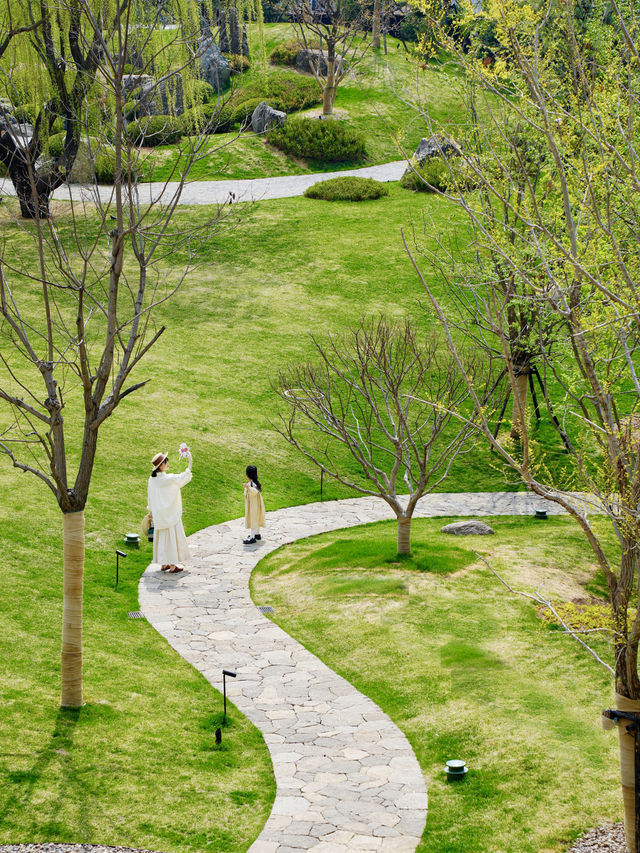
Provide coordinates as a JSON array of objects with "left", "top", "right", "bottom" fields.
[
  {"left": 10, "top": 167, "right": 53, "bottom": 219},
  {"left": 61, "top": 510, "right": 85, "bottom": 708},
  {"left": 616, "top": 693, "right": 640, "bottom": 853},
  {"left": 510, "top": 367, "right": 529, "bottom": 440},
  {"left": 322, "top": 54, "right": 336, "bottom": 116},
  {"left": 372, "top": 0, "right": 381, "bottom": 48},
  {"left": 397, "top": 515, "right": 411, "bottom": 554}
]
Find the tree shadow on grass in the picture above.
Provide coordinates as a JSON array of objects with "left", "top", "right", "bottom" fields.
[{"left": 2, "top": 705, "right": 97, "bottom": 839}]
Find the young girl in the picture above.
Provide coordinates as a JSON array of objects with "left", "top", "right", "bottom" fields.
[{"left": 243, "top": 464, "right": 265, "bottom": 545}]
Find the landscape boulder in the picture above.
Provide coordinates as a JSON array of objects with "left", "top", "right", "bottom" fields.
[
  {"left": 295, "top": 48, "right": 344, "bottom": 76},
  {"left": 402, "top": 135, "right": 462, "bottom": 177},
  {"left": 199, "top": 38, "right": 232, "bottom": 93},
  {"left": 251, "top": 101, "right": 286, "bottom": 134},
  {"left": 440, "top": 520, "right": 495, "bottom": 535}
]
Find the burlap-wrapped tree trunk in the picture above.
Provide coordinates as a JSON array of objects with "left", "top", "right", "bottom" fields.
[
  {"left": 61, "top": 511, "right": 85, "bottom": 708},
  {"left": 397, "top": 516, "right": 411, "bottom": 554},
  {"left": 510, "top": 369, "right": 529, "bottom": 440},
  {"left": 616, "top": 694, "right": 640, "bottom": 853}
]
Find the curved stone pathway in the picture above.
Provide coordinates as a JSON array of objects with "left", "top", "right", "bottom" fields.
[
  {"left": 0, "top": 161, "right": 406, "bottom": 208},
  {"left": 138, "top": 491, "right": 575, "bottom": 853}
]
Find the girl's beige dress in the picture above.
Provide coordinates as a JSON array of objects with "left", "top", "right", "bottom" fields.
[
  {"left": 244, "top": 482, "right": 266, "bottom": 532},
  {"left": 148, "top": 468, "right": 192, "bottom": 564}
]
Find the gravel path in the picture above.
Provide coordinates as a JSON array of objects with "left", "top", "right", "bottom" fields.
[
  {"left": 139, "top": 490, "right": 584, "bottom": 853},
  {"left": 566, "top": 824, "right": 626, "bottom": 852},
  {"left": 0, "top": 161, "right": 406, "bottom": 207}
]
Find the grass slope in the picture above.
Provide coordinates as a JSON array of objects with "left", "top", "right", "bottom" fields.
[
  {"left": 0, "top": 184, "right": 571, "bottom": 846},
  {"left": 251, "top": 516, "right": 621, "bottom": 853},
  {"left": 148, "top": 25, "right": 460, "bottom": 182}
]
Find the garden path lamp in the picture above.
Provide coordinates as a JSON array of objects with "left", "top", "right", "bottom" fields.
[
  {"left": 223, "top": 669, "right": 236, "bottom": 724},
  {"left": 603, "top": 707, "right": 640, "bottom": 852},
  {"left": 115, "top": 549, "right": 127, "bottom": 588}
]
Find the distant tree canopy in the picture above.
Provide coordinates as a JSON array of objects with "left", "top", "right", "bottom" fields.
[{"left": 0, "top": 0, "right": 260, "bottom": 217}]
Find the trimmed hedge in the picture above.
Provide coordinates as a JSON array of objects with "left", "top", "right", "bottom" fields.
[
  {"left": 126, "top": 114, "right": 183, "bottom": 146},
  {"left": 267, "top": 117, "right": 366, "bottom": 163},
  {"left": 232, "top": 97, "right": 265, "bottom": 126},
  {"left": 303, "top": 176, "right": 388, "bottom": 201},
  {"left": 400, "top": 158, "right": 449, "bottom": 192},
  {"left": 238, "top": 71, "right": 320, "bottom": 113},
  {"left": 269, "top": 40, "right": 302, "bottom": 66},
  {"left": 225, "top": 53, "right": 251, "bottom": 73}
]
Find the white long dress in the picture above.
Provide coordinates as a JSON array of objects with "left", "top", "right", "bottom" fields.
[{"left": 148, "top": 468, "right": 192, "bottom": 565}]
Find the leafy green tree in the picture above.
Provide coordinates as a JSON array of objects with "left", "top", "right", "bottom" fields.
[{"left": 405, "top": 0, "right": 640, "bottom": 846}]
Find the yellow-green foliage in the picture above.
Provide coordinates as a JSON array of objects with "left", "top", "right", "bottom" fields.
[{"left": 540, "top": 601, "right": 636, "bottom": 632}]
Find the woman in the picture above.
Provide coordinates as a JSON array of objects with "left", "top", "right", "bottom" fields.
[{"left": 147, "top": 449, "right": 192, "bottom": 573}]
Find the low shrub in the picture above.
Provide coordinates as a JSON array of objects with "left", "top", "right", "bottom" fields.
[
  {"left": 539, "top": 601, "right": 626, "bottom": 632},
  {"left": 126, "top": 114, "right": 183, "bottom": 146},
  {"left": 237, "top": 70, "right": 320, "bottom": 113},
  {"left": 269, "top": 40, "right": 302, "bottom": 66},
  {"left": 400, "top": 158, "right": 449, "bottom": 192},
  {"left": 304, "top": 176, "right": 388, "bottom": 201},
  {"left": 225, "top": 53, "right": 251, "bottom": 73},
  {"left": 400, "top": 156, "right": 479, "bottom": 193},
  {"left": 47, "top": 132, "right": 65, "bottom": 158},
  {"left": 95, "top": 149, "right": 116, "bottom": 183},
  {"left": 267, "top": 117, "right": 366, "bottom": 163},
  {"left": 232, "top": 97, "right": 266, "bottom": 127},
  {"left": 180, "top": 101, "right": 236, "bottom": 135},
  {"left": 192, "top": 79, "right": 216, "bottom": 104}
]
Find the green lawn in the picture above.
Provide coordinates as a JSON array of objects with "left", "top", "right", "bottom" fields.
[
  {"left": 251, "top": 516, "right": 621, "bottom": 853},
  {"left": 146, "top": 24, "right": 463, "bottom": 182},
  {"left": 0, "top": 182, "right": 574, "bottom": 847}
]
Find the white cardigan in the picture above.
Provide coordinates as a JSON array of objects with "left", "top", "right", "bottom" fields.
[{"left": 148, "top": 468, "right": 192, "bottom": 530}]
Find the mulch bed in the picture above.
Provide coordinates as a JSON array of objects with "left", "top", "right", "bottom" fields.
[
  {"left": 566, "top": 824, "right": 627, "bottom": 852},
  {"left": 0, "top": 826, "right": 629, "bottom": 853}
]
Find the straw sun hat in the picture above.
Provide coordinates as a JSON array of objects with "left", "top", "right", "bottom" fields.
[{"left": 151, "top": 452, "right": 168, "bottom": 471}]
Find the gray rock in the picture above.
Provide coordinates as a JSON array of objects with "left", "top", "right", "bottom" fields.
[
  {"left": 440, "top": 520, "right": 494, "bottom": 535},
  {"left": 411, "top": 134, "right": 460, "bottom": 166},
  {"left": 251, "top": 101, "right": 286, "bottom": 134},
  {"left": 0, "top": 118, "right": 34, "bottom": 149},
  {"left": 295, "top": 48, "right": 344, "bottom": 76},
  {"left": 199, "top": 38, "right": 231, "bottom": 93}
]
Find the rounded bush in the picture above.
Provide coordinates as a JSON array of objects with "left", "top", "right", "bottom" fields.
[
  {"left": 95, "top": 149, "right": 116, "bottom": 183},
  {"left": 400, "top": 158, "right": 449, "bottom": 192},
  {"left": 232, "top": 97, "right": 268, "bottom": 127},
  {"left": 267, "top": 117, "right": 366, "bottom": 163},
  {"left": 304, "top": 176, "right": 388, "bottom": 201},
  {"left": 47, "top": 132, "right": 65, "bottom": 158},
  {"left": 192, "top": 79, "right": 215, "bottom": 104},
  {"left": 269, "top": 40, "right": 301, "bottom": 66},
  {"left": 225, "top": 53, "right": 251, "bottom": 73},
  {"left": 237, "top": 71, "right": 319, "bottom": 113},
  {"left": 126, "top": 114, "right": 183, "bottom": 146}
]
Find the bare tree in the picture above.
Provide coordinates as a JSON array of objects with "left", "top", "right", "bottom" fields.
[
  {"left": 0, "top": 0, "right": 235, "bottom": 708},
  {"left": 290, "top": 0, "right": 371, "bottom": 116},
  {"left": 274, "top": 317, "right": 492, "bottom": 553},
  {"left": 404, "top": 0, "right": 640, "bottom": 846}
]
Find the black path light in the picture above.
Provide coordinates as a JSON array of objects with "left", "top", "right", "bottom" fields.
[
  {"left": 115, "top": 549, "right": 127, "bottom": 588},
  {"left": 223, "top": 669, "right": 237, "bottom": 724}
]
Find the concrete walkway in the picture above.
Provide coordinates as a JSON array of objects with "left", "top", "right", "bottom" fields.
[
  {"left": 0, "top": 161, "right": 406, "bottom": 208},
  {"left": 139, "top": 490, "right": 575, "bottom": 853}
]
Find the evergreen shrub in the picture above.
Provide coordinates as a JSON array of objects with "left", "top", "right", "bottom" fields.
[
  {"left": 269, "top": 40, "right": 302, "bottom": 66},
  {"left": 238, "top": 71, "right": 319, "bottom": 113},
  {"left": 267, "top": 117, "right": 366, "bottom": 162},
  {"left": 126, "top": 115, "right": 183, "bottom": 146},
  {"left": 400, "top": 158, "right": 449, "bottom": 192},
  {"left": 304, "top": 176, "right": 388, "bottom": 201}
]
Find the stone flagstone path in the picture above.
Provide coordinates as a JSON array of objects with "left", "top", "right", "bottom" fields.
[{"left": 139, "top": 491, "right": 575, "bottom": 853}]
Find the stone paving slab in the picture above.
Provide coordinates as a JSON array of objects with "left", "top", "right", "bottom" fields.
[{"left": 139, "top": 491, "right": 581, "bottom": 852}]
